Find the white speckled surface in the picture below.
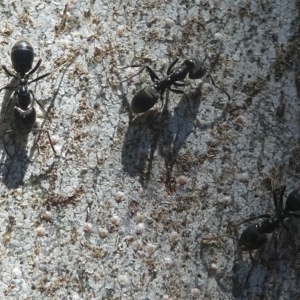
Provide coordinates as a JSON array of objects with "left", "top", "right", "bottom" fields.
[{"left": 0, "top": 1, "right": 299, "bottom": 299}]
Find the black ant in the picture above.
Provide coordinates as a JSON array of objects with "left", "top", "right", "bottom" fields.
[
  {"left": 120, "top": 57, "right": 230, "bottom": 114},
  {"left": 237, "top": 184, "right": 300, "bottom": 285},
  {"left": 0, "top": 39, "right": 56, "bottom": 157}
]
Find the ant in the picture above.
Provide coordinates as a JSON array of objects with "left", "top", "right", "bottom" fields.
[
  {"left": 0, "top": 39, "right": 56, "bottom": 157},
  {"left": 237, "top": 184, "right": 300, "bottom": 285},
  {"left": 120, "top": 57, "right": 230, "bottom": 114}
]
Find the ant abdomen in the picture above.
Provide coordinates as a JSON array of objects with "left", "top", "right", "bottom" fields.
[
  {"left": 131, "top": 85, "right": 160, "bottom": 114},
  {"left": 238, "top": 224, "right": 268, "bottom": 251},
  {"left": 11, "top": 39, "right": 34, "bottom": 75},
  {"left": 12, "top": 106, "right": 36, "bottom": 133}
]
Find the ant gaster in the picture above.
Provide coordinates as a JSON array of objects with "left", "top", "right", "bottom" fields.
[
  {"left": 121, "top": 57, "right": 230, "bottom": 114},
  {"left": 0, "top": 39, "right": 56, "bottom": 156},
  {"left": 237, "top": 185, "right": 300, "bottom": 284}
]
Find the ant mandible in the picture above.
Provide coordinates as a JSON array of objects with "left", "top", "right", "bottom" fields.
[
  {"left": 237, "top": 184, "right": 300, "bottom": 285},
  {"left": 0, "top": 39, "right": 56, "bottom": 157},
  {"left": 120, "top": 57, "right": 230, "bottom": 114}
]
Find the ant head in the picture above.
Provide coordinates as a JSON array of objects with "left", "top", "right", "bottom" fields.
[
  {"left": 185, "top": 58, "right": 206, "bottom": 80},
  {"left": 260, "top": 218, "right": 278, "bottom": 233},
  {"left": 11, "top": 39, "right": 34, "bottom": 76},
  {"left": 285, "top": 187, "right": 300, "bottom": 212}
]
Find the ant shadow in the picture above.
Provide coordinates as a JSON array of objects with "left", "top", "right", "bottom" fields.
[
  {"left": 121, "top": 85, "right": 229, "bottom": 190},
  {"left": 157, "top": 89, "right": 202, "bottom": 192},
  {"left": 120, "top": 105, "right": 166, "bottom": 188},
  {"left": 0, "top": 78, "right": 31, "bottom": 188},
  {"left": 0, "top": 64, "right": 70, "bottom": 189}
]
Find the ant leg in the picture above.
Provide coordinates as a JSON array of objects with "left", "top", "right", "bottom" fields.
[
  {"left": 207, "top": 73, "right": 231, "bottom": 101},
  {"left": 281, "top": 217, "right": 299, "bottom": 255},
  {"left": 35, "top": 100, "right": 47, "bottom": 114},
  {"left": 2, "top": 65, "right": 18, "bottom": 79},
  {"left": 0, "top": 84, "right": 18, "bottom": 94},
  {"left": 134, "top": 96, "right": 165, "bottom": 144},
  {"left": 287, "top": 212, "right": 300, "bottom": 218},
  {"left": 113, "top": 65, "right": 147, "bottom": 83},
  {"left": 245, "top": 250, "right": 255, "bottom": 287},
  {"left": 27, "top": 59, "right": 42, "bottom": 76},
  {"left": 282, "top": 222, "right": 290, "bottom": 232},
  {"left": 136, "top": 111, "right": 161, "bottom": 144},
  {"left": 29, "top": 91, "right": 47, "bottom": 114},
  {"left": 168, "top": 87, "right": 196, "bottom": 116},
  {"left": 29, "top": 57, "right": 74, "bottom": 85},
  {"left": 114, "top": 65, "right": 160, "bottom": 84},
  {"left": 280, "top": 222, "right": 294, "bottom": 254},
  {"left": 28, "top": 72, "right": 51, "bottom": 84},
  {"left": 144, "top": 66, "right": 160, "bottom": 82},
  {"left": 1, "top": 92, "right": 16, "bottom": 124},
  {"left": 279, "top": 185, "right": 286, "bottom": 209},
  {"left": 2, "top": 129, "right": 14, "bottom": 157},
  {"left": 235, "top": 214, "right": 271, "bottom": 226},
  {"left": 272, "top": 186, "right": 278, "bottom": 211},
  {"left": 173, "top": 82, "right": 185, "bottom": 87},
  {"left": 32, "top": 128, "right": 56, "bottom": 155},
  {"left": 167, "top": 58, "right": 179, "bottom": 75},
  {"left": 274, "top": 231, "right": 278, "bottom": 259},
  {"left": 27, "top": 59, "right": 54, "bottom": 84}
]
